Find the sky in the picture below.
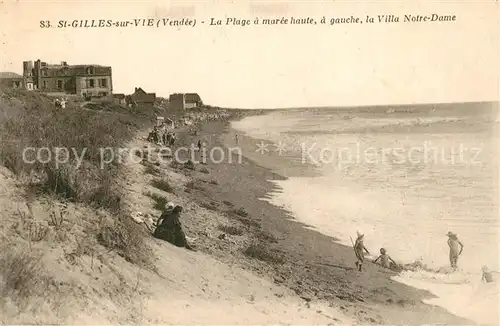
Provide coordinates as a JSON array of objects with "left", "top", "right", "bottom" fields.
[{"left": 0, "top": 1, "right": 498, "bottom": 109}]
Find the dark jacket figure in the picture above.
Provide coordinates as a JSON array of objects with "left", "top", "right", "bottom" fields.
[
  {"left": 153, "top": 206, "right": 192, "bottom": 250},
  {"left": 354, "top": 232, "right": 369, "bottom": 271},
  {"left": 147, "top": 131, "right": 154, "bottom": 143},
  {"left": 154, "top": 127, "right": 160, "bottom": 144},
  {"left": 149, "top": 126, "right": 159, "bottom": 144}
]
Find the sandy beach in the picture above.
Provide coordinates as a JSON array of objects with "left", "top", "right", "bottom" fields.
[
  {"left": 0, "top": 93, "right": 485, "bottom": 325},
  {"left": 172, "top": 116, "right": 473, "bottom": 325}
]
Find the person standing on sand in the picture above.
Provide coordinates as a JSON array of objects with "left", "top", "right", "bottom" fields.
[
  {"left": 152, "top": 126, "right": 159, "bottom": 144},
  {"left": 446, "top": 231, "right": 463, "bottom": 269},
  {"left": 197, "top": 139, "right": 204, "bottom": 161},
  {"left": 162, "top": 131, "right": 167, "bottom": 146},
  {"left": 353, "top": 232, "right": 370, "bottom": 272},
  {"left": 235, "top": 134, "right": 239, "bottom": 145}
]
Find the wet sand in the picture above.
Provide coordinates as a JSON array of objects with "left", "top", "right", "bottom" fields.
[{"left": 175, "top": 117, "right": 472, "bottom": 325}]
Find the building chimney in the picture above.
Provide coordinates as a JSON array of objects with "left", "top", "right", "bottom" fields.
[{"left": 135, "top": 87, "right": 138, "bottom": 92}]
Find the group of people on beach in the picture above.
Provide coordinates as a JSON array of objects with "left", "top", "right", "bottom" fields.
[
  {"left": 54, "top": 98, "right": 66, "bottom": 109},
  {"left": 148, "top": 125, "right": 176, "bottom": 147},
  {"left": 352, "top": 231, "right": 497, "bottom": 282},
  {"left": 352, "top": 232, "right": 397, "bottom": 272}
]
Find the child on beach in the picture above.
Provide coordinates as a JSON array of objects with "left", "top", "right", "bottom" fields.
[
  {"left": 482, "top": 266, "right": 498, "bottom": 283},
  {"left": 353, "top": 232, "right": 370, "bottom": 272},
  {"left": 373, "top": 248, "right": 398, "bottom": 269}
]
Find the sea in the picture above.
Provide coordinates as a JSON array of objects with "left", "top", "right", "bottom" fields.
[{"left": 230, "top": 102, "right": 500, "bottom": 325}]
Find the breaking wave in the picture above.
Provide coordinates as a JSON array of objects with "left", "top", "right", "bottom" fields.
[{"left": 394, "top": 260, "right": 500, "bottom": 325}]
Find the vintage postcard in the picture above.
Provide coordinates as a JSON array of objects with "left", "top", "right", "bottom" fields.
[{"left": 0, "top": 1, "right": 498, "bottom": 325}]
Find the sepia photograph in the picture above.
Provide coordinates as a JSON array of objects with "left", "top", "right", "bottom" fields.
[{"left": 0, "top": 1, "right": 499, "bottom": 325}]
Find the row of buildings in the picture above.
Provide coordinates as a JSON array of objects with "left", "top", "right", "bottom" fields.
[
  {"left": 0, "top": 60, "right": 113, "bottom": 97},
  {"left": 0, "top": 59, "right": 203, "bottom": 111}
]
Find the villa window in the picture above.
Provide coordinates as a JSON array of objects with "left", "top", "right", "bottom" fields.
[
  {"left": 86, "top": 67, "right": 95, "bottom": 75},
  {"left": 101, "top": 79, "right": 107, "bottom": 87},
  {"left": 89, "top": 79, "right": 95, "bottom": 88},
  {"left": 57, "top": 80, "right": 63, "bottom": 89}
]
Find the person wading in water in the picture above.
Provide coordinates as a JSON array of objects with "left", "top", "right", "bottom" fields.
[
  {"left": 446, "top": 231, "right": 464, "bottom": 270},
  {"left": 481, "top": 266, "right": 498, "bottom": 283},
  {"left": 373, "top": 248, "right": 398, "bottom": 270}
]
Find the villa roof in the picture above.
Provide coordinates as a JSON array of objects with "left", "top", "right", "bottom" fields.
[
  {"left": 0, "top": 72, "right": 23, "bottom": 79},
  {"left": 185, "top": 93, "right": 201, "bottom": 103}
]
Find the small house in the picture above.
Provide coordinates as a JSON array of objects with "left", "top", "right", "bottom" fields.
[
  {"left": 24, "top": 76, "right": 34, "bottom": 90},
  {"left": 185, "top": 93, "right": 202, "bottom": 109},
  {"left": 129, "top": 87, "right": 156, "bottom": 109},
  {"left": 0, "top": 72, "right": 25, "bottom": 89},
  {"left": 113, "top": 93, "right": 126, "bottom": 105},
  {"left": 168, "top": 92, "right": 203, "bottom": 110},
  {"left": 168, "top": 93, "right": 185, "bottom": 111}
]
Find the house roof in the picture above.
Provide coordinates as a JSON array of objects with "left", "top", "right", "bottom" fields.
[
  {"left": 131, "top": 90, "right": 156, "bottom": 103},
  {"left": 0, "top": 72, "right": 23, "bottom": 79},
  {"left": 41, "top": 64, "right": 109, "bottom": 69},
  {"left": 113, "top": 93, "right": 125, "bottom": 99},
  {"left": 169, "top": 93, "right": 184, "bottom": 101},
  {"left": 134, "top": 87, "right": 147, "bottom": 95},
  {"left": 134, "top": 94, "right": 156, "bottom": 103},
  {"left": 185, "top": 93, "right": 201, "bottom": 103}
]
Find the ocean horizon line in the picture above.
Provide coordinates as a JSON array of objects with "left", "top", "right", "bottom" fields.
[{"left": 222, "top": 99, "right": 499, "bottom": 111}]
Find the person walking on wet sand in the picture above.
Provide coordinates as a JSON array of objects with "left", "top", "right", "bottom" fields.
[
  {"left": 446, "top": 231, "right": 463, "bottom": 269},
  {"left": 353, "top": 232, "right": 370, "bottom": 272}
]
